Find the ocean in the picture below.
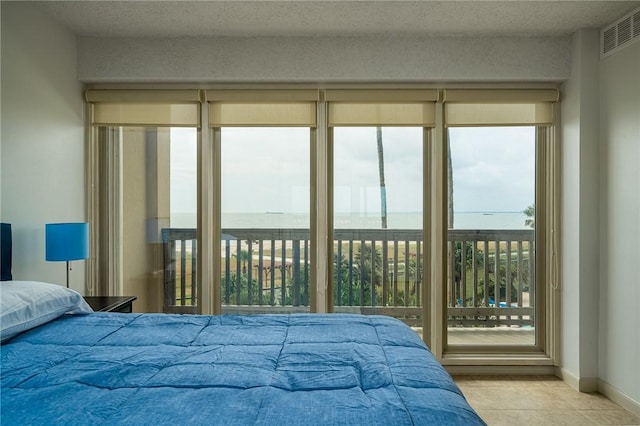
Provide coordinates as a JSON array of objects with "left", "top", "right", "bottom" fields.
[{"left": 170, "top": 211, "right": 531, "bottom": 230}]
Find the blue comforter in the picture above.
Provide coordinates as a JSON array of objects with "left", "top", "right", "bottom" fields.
[{"left": 1, "top": 313, "right": 485, "bottom": 425}]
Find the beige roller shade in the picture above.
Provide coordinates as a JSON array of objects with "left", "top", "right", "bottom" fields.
[
  {"left": 328, "top": 103, "right": 435, "bottom": 127},
  {"left": 442, "top": 89, "right": 559, "bottom": 103},
  {"left": 85, "top": 89, "right": 202, "bottom": 103},
  {"left": 445, "top": 103, "right": 554, "bottom": 126},
  {"left": 325, "top": 89, "right": 438, "bottom": 102},
  {"left": 92, "top": 103, "right": 200, "bottom": 127},
  {"left": 207, "top": 90, "right": 318, "bottom": 127},
  {"left": 87, "top": 90, "right": 202, "bottom": 127},
  {"left": 209, "top": 103, "right": 316, "bottom": 127},
  {"left": 326, "top": 89, "right": 437, "bottom": 127},
  {"left": 443, "top": 88, "right": 559, "bottom": 126},
  {"left": 205, "top": 89, "right": 319, "bottom": 102}
]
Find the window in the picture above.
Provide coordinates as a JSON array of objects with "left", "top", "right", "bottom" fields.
[
  {"left": 446, "top": 126, "right": 536, "bottom": 346},
  {"left": 87, "top": 87, "right": 560, "bottom": 365},
  {"left": 326, "top": 90, "right": 436, "bottom": 325},
  {"left": 441, "top": 88, "right": 559, "bottom": 357},
  {"left": 332, "top": 127, "right": 424, "bottom": 319},
  {"left": 86, "top": 90, "right": 201, "bottom": 313},
  {"left": 220, "top": 127, "right": 311, "bottom": 311},
  {"left": 207, "top": 90, "right": 318, "bottom": 314}
]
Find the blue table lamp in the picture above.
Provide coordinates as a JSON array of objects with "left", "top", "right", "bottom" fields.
[{"left": 46, "top": 223, "right": 89, "bottom": 288}]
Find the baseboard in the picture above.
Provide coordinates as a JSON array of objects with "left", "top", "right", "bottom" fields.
[
  {"left": 556, "top": 369, "right": 640, "bottom": 416},
  {"left": 599, "top": 379, "right": 640, "bottom": 417},
  {"left": 556, "top": 367, "right": 598, "bottom": 392}
]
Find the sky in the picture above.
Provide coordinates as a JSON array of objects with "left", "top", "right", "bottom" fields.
[
  {"left": 169, "top": 126, "right": 536, "bottom": 222},
  {"left": 449, "top": 126, "right": 535, "bottom": 212}
]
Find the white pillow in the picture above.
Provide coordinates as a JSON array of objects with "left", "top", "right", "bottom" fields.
[{"left": 0, "top": 280, "right": 93, "bottom": 343}]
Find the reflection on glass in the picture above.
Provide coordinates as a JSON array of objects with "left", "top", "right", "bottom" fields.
[{"left": 120, "top": 127, "right": 198, "bottom": 313}]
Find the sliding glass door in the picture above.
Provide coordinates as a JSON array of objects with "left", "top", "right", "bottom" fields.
[
  {"left": 446, "top": 126, "right": 536, "bottom": 347},
  {"left": 88, "top": 87, "right": 560, "bottom": 362},
  {"left": 331, "top": 127, "right": 424, "bottom": 327},
  {"left": 220, "top": 127, "right": 311, "bottom": 313}
]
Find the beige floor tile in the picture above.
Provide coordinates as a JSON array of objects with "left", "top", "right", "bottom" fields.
[
  {"left": 476, "top": 409, "right": 540, "bottom": 426},
  {"left": 463, "top": 386, "right": 577, "bottom": 410},
  {"left": 561, "top": 392, "right": 624, "bottom": 410},
  {"left": 454, "top": 376, "right": 640, "bottom": 426},
  {"left": 533, "top": 409, "right": 597, "bottom": 426},
  {"left": 476, "top": 409, "right": 596, "bottom": 426},
  {"left": 582, "top": 409, "right": 640, "bottom": 425}
]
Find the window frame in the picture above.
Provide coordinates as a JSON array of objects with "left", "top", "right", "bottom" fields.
[
  {"left": 86, "top": 86, "right": 561, "bottom": 368},
  {"left": 435, "top": 90, "right": 560, "bottom": 367}
]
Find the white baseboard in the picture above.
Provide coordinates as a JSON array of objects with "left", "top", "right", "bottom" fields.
[
  {"left": 447, "top": 365, "right": 639, "bottom": 416},
  {"left": 556, "top": 367, "right": 598, "bottom": 392},
  {"left": 557, "top": 368, "right": 640, "bottom": 416},
  {"left": 598, "top": 379, "right": 640, "bottom": 418}
]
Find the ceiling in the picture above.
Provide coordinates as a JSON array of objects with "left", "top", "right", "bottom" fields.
[{"left": 34, "top": 1, "right": 640, "bottom": 38}]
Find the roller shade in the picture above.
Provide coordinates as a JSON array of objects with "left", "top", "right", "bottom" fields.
[
  {"left": 443, "top": 89, "right": 559, "bottom": 126},
  {"left": 325, "top": 89, "right": 438, "bottom": 102},
  {"left": 328, "top": 103, "right": 435, "bottom": 126},
  {"left": 326, "top": 89, "right": 437, "bottom": 127},
  {"left": 442, "top": 89, "right": 559, "bottom": 103},
  {"left": 207, "top": 90, "right": 318, "bottom": 127},
  {"left": 87, "top": 90, "right": 202, "bottom": 127}
]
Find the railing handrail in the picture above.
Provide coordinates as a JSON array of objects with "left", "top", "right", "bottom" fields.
[
  {"left": 162, "top": 227, "right": 534, "bottom": 242},
  {"left": 161, "top": 226, "right": 535, "bottom": 328}
]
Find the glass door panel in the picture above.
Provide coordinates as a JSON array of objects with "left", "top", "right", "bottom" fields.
[
  {"left": 446, "top": 126, "right": 536, "bottom": 346},
  {"left": 332, "top": 127, "right": 423, "bottom": 327},
  {"left": 220, "top": 127, "right": 311, "bottom": 313},
  {"left": 120, "top": 127, "right": 199, "bottom": 313}
]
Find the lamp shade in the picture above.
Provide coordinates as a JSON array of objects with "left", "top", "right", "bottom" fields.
[{"left": 45, "top": 223, "right": 89, "bottom": 262}]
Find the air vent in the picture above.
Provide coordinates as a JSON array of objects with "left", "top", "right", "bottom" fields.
[
  {"left": 600, "top": 7, "right": 640, "bottom": 58},
  {"left": 603, "top": 26, "right": 617, "bottom": 54}
]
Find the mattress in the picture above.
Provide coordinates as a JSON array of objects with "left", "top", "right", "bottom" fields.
[{"left": 1, "top": 313, "right": 485, "bottom": 425}]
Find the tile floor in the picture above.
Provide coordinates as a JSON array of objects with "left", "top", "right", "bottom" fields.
[{"left": 453, "top": 375, "right": 640, "bottom": 426}]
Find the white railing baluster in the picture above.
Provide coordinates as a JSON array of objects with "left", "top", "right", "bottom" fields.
[{"left": 160, "top": 228, "right": 534, "bottom": 327}]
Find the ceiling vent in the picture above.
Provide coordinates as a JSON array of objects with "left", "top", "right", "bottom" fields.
[{"left": 600, "top": 7, "right": 640, "bottom": 58}]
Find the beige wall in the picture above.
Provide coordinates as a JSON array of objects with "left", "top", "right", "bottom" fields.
[
  {"left": 560, "top": 28, "right": 601, "bottom": 388},
  {"left": 598, "top": 39, "right": 640, "bottom": 407},
  {"left": 0, "top": 2, "right": 85, "bottom": 290}
]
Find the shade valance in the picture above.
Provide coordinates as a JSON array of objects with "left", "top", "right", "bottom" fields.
[{"left": 86, "top": 90, "right": 202, "bottom": 127}]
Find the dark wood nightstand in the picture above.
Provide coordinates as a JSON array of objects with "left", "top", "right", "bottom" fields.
[{"left": 84, "top": 296, "right": 137, "bottom": 313}]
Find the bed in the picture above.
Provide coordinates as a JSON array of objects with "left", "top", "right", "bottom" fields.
[{"left": 1, "top": 281, "right": 486, "bottom": 425}]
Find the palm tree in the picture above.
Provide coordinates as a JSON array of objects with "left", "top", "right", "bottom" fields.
[
  {"left": 448, "top": 141, "right": 454, "bottom": 227},
  {"left": 524, "top": 204, "right": 535, "bottom": 229},
  {"left": 376, "top": 127, "right": 387, "bottom": 229},
  {"left": 354, "top": 243, "right": 382, "bottom": 305},
  {"left": 233, "top": 249, "right": 251, "bottom": 274}
]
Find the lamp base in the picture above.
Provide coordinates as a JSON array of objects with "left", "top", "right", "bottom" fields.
[{"left": 66, "top": 260, "right": 70, "bottom": 288}]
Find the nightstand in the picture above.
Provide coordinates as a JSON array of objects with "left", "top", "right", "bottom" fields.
[{"left": 84, "top": 296, "right": 137, "bottom": 313}]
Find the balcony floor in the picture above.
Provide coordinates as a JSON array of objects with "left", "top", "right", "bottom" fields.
[{"left": 413, "top": 327, "right": 535, "bottom": 345}]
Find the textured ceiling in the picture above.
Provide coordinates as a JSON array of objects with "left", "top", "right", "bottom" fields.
[{"left": 35, "top": 1, "right": 640, "bottom": 38}]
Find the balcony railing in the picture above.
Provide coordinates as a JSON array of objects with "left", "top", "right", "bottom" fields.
[{"left": 162, "top": 227, "right": 534, "bottom": 328}]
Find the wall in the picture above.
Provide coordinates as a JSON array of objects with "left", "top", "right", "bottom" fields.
[
  {"left": 559, "top": 29, "right": 601, "bottom": 390},
  {"left": 0, "top": 3, "right": 85, "bottom": 290},
  {"left": 598, "top": 40, "right": 640, "bottom": 409},
  {"left": 78, "top": 35, "right": 571, "bottom": 82}
]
